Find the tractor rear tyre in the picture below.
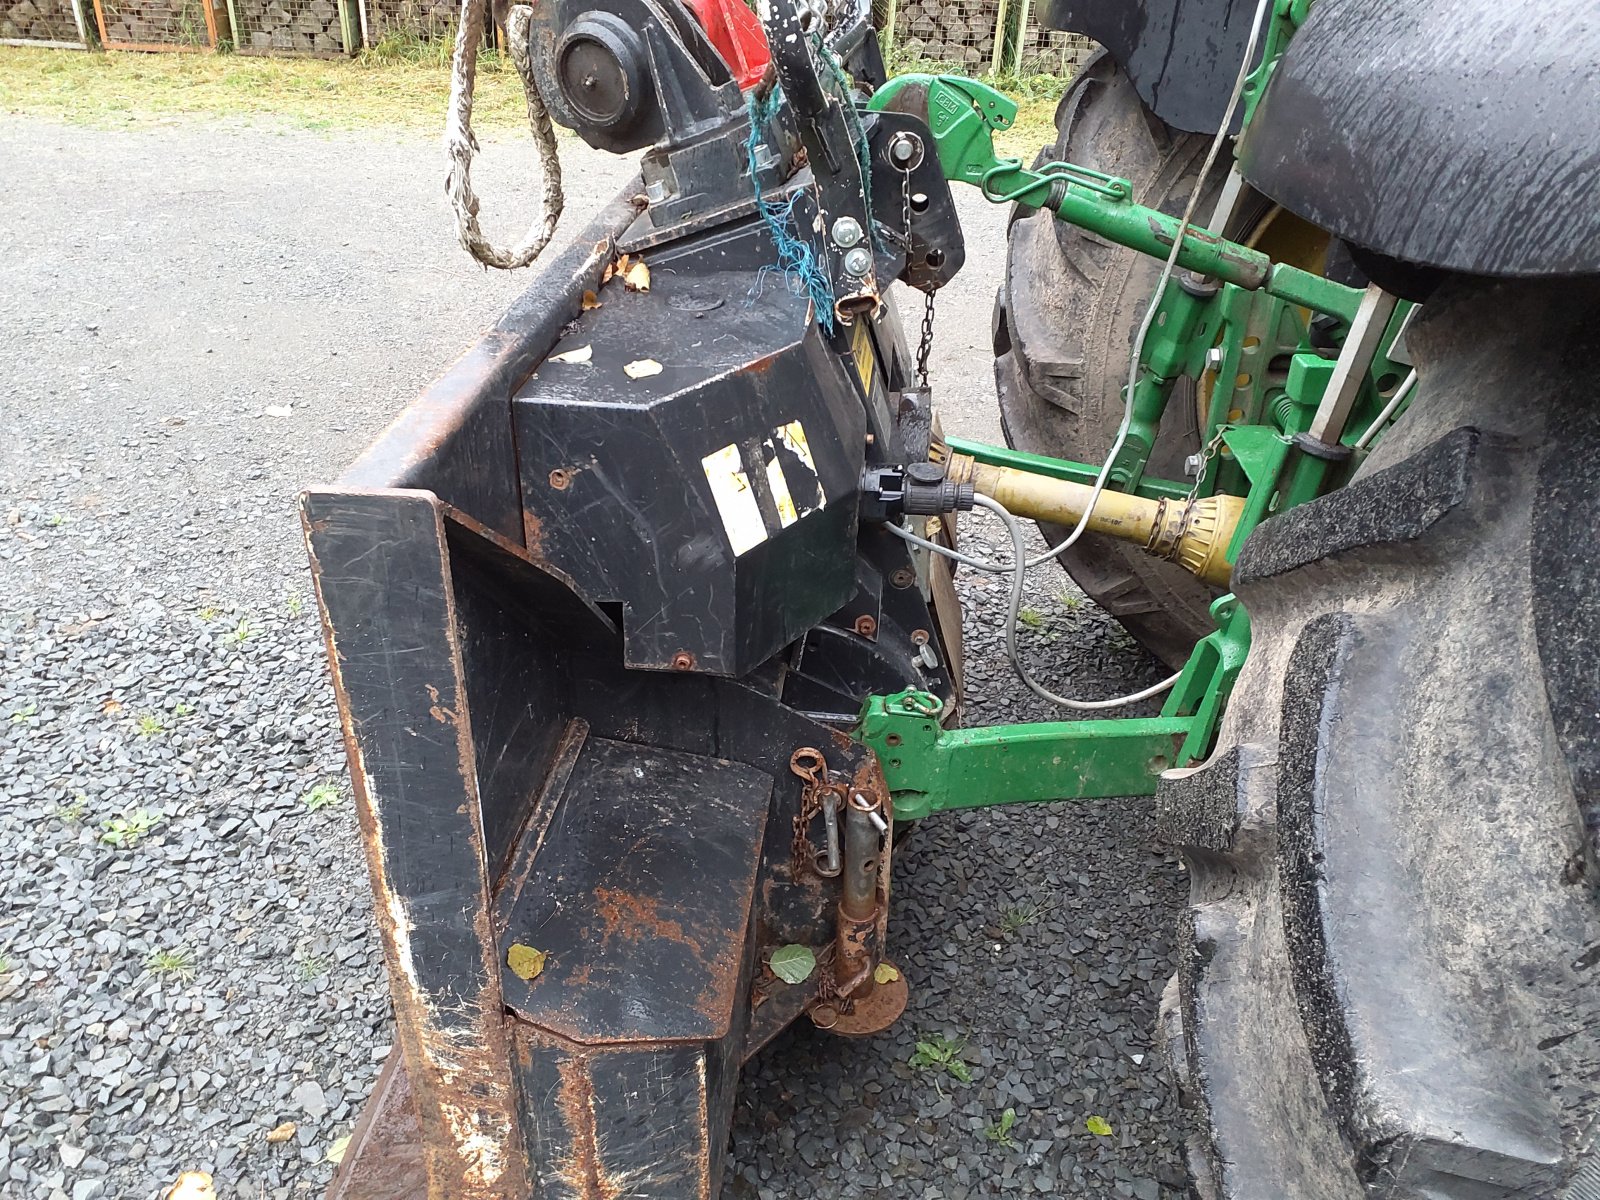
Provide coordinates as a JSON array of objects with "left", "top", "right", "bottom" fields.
[
  {"left": 1157, "top": 275, "right": 1600, "bottom": 1198},
  {"left": 993, "top": 52, "right": 1225, "bottom": 667}
]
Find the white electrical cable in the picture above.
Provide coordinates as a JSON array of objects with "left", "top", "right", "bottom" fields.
[
  {"left": 1351, "top": 368, "right": 1418, "bottom": 450},
  {"left": 1021, "top": 0, "right": 1276, "bottom": 574},
  {"left": 974, "top": 494, "right": 1181, "bottom": 710},
  {"left": 889, "top": 499, "right": 1179, "bottom": 710}
]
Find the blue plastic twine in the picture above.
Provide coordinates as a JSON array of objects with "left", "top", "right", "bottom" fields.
[{"left": 745, "top": 88, "right": 838, "bottom": 337}]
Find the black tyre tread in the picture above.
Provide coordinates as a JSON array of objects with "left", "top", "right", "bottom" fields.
[
  {"left": 994, "top": 52, "right": 1224, "bottom": 667},
  {"left": 1157, "top": 277, "right": 1600, "bottom": 1199}
]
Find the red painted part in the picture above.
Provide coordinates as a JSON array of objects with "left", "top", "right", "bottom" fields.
[{"left": 684, "top": 0, "right": 771, "bottom": 90}]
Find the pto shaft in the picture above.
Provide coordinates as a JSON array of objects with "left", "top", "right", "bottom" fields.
[{"left": 943, "top": 453, "right": 1243, "bottom": 585}]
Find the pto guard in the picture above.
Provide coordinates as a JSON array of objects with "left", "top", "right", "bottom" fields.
[{"left": 303, "top": 181, "right": 945, "bottom": 1198}]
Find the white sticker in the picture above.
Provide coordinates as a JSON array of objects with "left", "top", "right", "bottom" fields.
[{"left": 702, "top": 443, "right": 767, "bottom": 556}]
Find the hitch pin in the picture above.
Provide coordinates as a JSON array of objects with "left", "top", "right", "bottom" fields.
[
  {"left": 851, "top": 790, "right": 890, "bottom": 835},
  {"left": 820, "top": 794, "right": 842, "bottom": 877}
]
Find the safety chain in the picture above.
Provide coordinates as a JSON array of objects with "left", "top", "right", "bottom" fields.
[
  {"left": 1184, "top": 426, "right": 1230, "bottom": 505},
  {"left": 789, "top": 748, "right": 832, "bottom": 875},
  {"left": 898, "top": 157, "right": 937, "bottom": 388},
  {"left": 787, "top": 748, "right": 847, "bottom": 1007}
]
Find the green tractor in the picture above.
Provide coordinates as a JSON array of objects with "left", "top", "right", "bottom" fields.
[{"left": 308, "top": 0, "right": 1600, "bottom": 1196}]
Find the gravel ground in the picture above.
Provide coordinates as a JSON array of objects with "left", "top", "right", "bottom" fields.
[{"left": 1, "top": 115, "right": 1186, "bottom": 1199}]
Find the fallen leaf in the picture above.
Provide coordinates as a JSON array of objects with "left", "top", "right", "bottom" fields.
[
  {"left": 507, "top": 943, "right": 546, "bottom": 981},
  {"left": 581, "top": 290, "right": 603, "bottom": 311},
  {"left": 101, "top": 697, "right": 123, "bottom": 716},
  {"left": 873, "top": 962, "right": 901, "bottom": 985},
  {"left": 769, "top": 944, "right": 815, "bottom": 984},
  {"left": 264, "top": 405, "right": 293, "bottom": 418},
  {"left": 601, "top": 261, "right": 615, "bottom": 284},
  {"left": 1085, "top": 1115, "right": 1113, "bottom": 1137},
  {"left": 163, "top": 1172, "right": 216, "bottom": 1200},
  {"left": 623, "top": 359, "right": 663, "bottom": 380},
  {"left": 623, "top": 259, "right": 651, "bottom": 292},
  {"left": 266, "top": 1120, "right": 297, "bottom": 1144},
  {"left": 548, "top": 344, "right": 593, "bottom": 365},
  {"left": 325, "top": 1133, "right": 352, "bottom": 1165}
]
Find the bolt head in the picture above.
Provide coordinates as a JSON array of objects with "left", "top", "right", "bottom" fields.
[
  {"left": 842, "top": 246, "right": 873, "bottom": 277},
  {"left": 831, "top": 216, "right": 864, "bottom": 248},
  {"left": 1204, "top": 347, "right": 1225, "bottom": 371},
  {"left": 1184, "top": 453, "right": 1205, "bottom": 477}
]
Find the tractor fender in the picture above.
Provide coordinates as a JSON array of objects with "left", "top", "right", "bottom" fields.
[
  {"left": 1033, "top": 0, "right": 1260, "bottom": 135},
  {"left": 1238, "top": 0, "right": 1600, "bottom": 278}
]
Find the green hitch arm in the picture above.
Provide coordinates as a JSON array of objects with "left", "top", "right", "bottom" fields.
[{"left": 868, "top": 74, "right": 1362, "bottom": 322}]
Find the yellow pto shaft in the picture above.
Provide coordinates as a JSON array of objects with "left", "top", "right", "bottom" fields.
[{"left": 942, "top": 453, "right": 1244, "bottom": 586}]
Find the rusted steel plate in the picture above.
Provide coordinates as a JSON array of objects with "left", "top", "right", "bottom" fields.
[
  {"left": 498, "top": 737, "right": 770, "bottom": 1044},
  {"left": 326, "top": 1056, "right": 425, "bottom": 1200},
  {"left": 303, "top": 489, "right": 530, "bottom": 1200}
]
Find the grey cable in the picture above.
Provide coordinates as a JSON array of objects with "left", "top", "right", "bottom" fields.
[
  {"left": 1351, "top": 368, "right": 1417, "bottom": 450},
  {"left": 974, "top": 494, "right": 1180, "bottom": 711},
  {"left": 1022, "top": 0, "right": 1275, "bottom": 573},
  {"left": 445, "top": 1, "right": 565, "bottom": 270}
]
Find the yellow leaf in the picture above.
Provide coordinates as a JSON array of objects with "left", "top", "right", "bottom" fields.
[
  {"left": 266, "top": 1120, "right": 297, "bottom": 1144},
  {"left": 601, "top": 261, "right": 615, "bottom": 284},
  {"left": 581, "top": 290, "right": 603, "bottom": 311},
  {"left": 1085, "top": 1115, "right": 1113, "bottom": 1137},
  {"left": 163, "top": 1172, "right": 216, "bottom": 1200},
  {"left": 623, "top": 359, "right": 663, "bottom": 380},
  {"left": 873, "top": 962, "right": 901, "bottom": 985},
  {"left": 548, "top": 344, "right": 593, "bottom": 365},
  {"left": 507, "top": 943, "right": 546, "bottom": 981},
  {"left": 101, "top": 697, "right": 123, "bottom": 716},
  {"left": 623, "top": 259, "right": 651, "bottom": 292},
  {"left": 325, "top": 1133, "right": 352, "bottom": 1165}
]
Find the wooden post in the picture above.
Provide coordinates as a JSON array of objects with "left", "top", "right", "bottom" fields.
[
  {"left": 990, "top": 0, "right": 1009, "bottom": 74},
  {"left": 1011, "top": 0, "right": 1030, "bottom": 75}
]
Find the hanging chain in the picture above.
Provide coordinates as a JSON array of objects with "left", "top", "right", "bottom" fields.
[
  {"left": 916, "top": 291, "right": 936, "bottom": 389},
  {"left": 898, "top": 159, "right": 937, "bottom": 390},
  {"left": 1184, "top": 426, "right": 1229, "bottom": 505}
]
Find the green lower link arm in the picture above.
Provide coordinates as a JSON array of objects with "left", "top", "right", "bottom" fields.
[{"left": 869, "top": 74, "right": 1362, "bottom": 322}]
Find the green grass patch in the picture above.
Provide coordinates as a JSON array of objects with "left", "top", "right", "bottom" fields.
[
  {"left": 0, "top": 44, "right": 530, "bottom": 133},
  {"left": 0, "top": 44, "right": 1057, "bottom": 155}
]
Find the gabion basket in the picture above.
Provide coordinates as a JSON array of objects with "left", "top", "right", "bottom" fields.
[
  {"left": 1, "top": 0, "right": 92, "bottom": 47},
  {"left": 92, "top": 0, "right": 227, "bottom": 49},
  {"left": 356, "top": 0, "right": 457, "bottom": 47},
  {"left": 225, "top": 0, "right": 356, "bottom": 54}
]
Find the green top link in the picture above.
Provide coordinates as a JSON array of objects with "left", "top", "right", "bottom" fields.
[{"left": 868, "top": 73, "right": 1360, "bottom": 322}]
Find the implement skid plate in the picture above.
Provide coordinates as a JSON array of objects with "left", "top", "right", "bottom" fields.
[{"left": 305, "top": 178, "right": 924, "bottom": 1200}]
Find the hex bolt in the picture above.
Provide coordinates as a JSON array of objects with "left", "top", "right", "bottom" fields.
[
  {"left": 831, "top": 216, "right": 864, "bottom": 248},
  {"left": 842, "top": 246, "right": 873, "bottom": 277},
  {"left": 1184, "top": 453, "right": 1205, "bottom": 477},
  {"left": 1204, "top": 346, "right": 1225, "bottom": 373}
]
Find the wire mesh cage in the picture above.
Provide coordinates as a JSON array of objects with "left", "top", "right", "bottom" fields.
[
  {"left": 1, "top": 0, "right": 92, "bottom": 46},
  {"left": 92, "top": 0, "right": 226, "bottom": 48},
  {"left": 1012, "top": 13, "right": 1092, "bottom": 76},
  {"left": 356, "top": 0, "right": 457, "bottom": 48},
  {"left": 227, "top": 0, "right": 355, "bottom": 54}
]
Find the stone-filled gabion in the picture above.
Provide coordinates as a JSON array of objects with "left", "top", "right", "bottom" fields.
[
  {"left": 235, "top": 0, "right": 347, "bottom": 55},
  {"left": 1, "top": 0, "right": 84, "bottom": 43}
]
